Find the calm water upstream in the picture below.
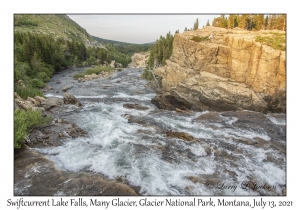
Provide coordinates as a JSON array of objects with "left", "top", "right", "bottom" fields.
[{"left": 38, "top": 67, "right": 286, "bottom": 196}]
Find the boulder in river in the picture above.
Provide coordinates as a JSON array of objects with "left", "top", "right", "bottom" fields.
[
  {"left": 151, "top": 94, "right": 191, "bottom": 111},
  {"left": 123, "top": 103, "right": 149, "bottom": 110},
  {"left": 63, "top": 92, "right": 82, "bottom": 107},
  {"left": 166, "top": 131, "right": 195, "bottom": 141},
  {"left": 62, "top": 85, "right": 73, "bottom": 91}
]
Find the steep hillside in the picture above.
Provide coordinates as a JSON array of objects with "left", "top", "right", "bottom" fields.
[
  {"left": 153, "top": 26, "right": 286, "bottom": 113},
  {"left": 14, "top": 14, "right": 99, "bottom": 46},
  {"left": 92, "top": 36, "right": 152, "bottom": 67}
]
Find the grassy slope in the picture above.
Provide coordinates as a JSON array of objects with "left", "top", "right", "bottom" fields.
[{"left": 14, "top": 14, "right": 94, "bottom": 43}]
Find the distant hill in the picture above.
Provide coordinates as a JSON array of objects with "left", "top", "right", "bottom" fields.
[
  {"left": 91, "top": 35, "right": 153, "bottom": 67},
  {"left": 92, "top": 36, "right": 135, "bottom": 45},
  {"left": 92, "top": 36, "right": 154, "bottom": 46},
  {"left": 14, "top": 14, "right": 100, "bottom": 47}
]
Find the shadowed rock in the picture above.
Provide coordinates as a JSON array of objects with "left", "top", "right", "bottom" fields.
[
  {"left": 123, "top": 103, "right": 149, "bottom": 110},
  {"left": 63, "top": 92, "right": 82, "bottom": 107},
  {"left": 151, "top": 94, "right": 191, "bottom": 111}
]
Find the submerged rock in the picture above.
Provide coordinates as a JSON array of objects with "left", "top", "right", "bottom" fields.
[
  {"left": 166, "top": 131, "right": 195, "bottom": 141},
  {"left": 123, "top": 103, "right": 149, "bottom": 110}
]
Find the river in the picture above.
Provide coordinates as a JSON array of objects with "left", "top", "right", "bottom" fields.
[{"left": 33, "top": 67, "right": 286, "bottom": 196}]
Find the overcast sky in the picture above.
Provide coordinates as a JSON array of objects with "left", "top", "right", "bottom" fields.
[{"left": 68, "top": 15, "right": 218, "bottom": 44}]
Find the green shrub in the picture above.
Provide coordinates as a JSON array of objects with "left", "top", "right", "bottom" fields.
[
  {"left": 73, "top": 73, "right": 85, "bottom": 79},
  {"left": 37, "top": 72, "right": 50, "bottom": 82},
  {"left": 14, "top": 83, "right": 44, "bottom": 99},
  {"left": 30, "top": 78, "right": 45, "bottom": 88},
  {"left": 14, "top": 109, "right": 52, "bottom": 149},
  {"left": 14, "top": 61, "right": 31, "bottom": 82},
  {"left": 190, "top": 36, "right": 209, "bottom": 42},
  {"left": 141, "top": 69, "right": 154, "bottom": 81}
]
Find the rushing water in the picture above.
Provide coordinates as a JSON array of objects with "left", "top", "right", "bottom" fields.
[{"left": 38, "top": 67, "right": 286, "bottom": 196}]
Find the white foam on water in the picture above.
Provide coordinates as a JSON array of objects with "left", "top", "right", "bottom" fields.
[
  {"left": 111, "top": 92, "right": 156, "bottom": 101},
  {"left": 215, "top": 127, "right": 271, "bottom": 141},
  {"left": 220, "top": 115, "right": 238, "bottom": 125},
  {"left": 189, "top": 144, "right": 207, "bottom": 156},
  {"left": 37, "top": 101, "right": 220, "bottom": 195},
  {"left": 45, "top": 93, "right": 107, "bottom": 99},
  {"left": 153, "top": 114, "right": 214, "bottom": 139},
  {"left": 45, "top": 93, "right": 63, "bottom": 98},
  {"left": 267, "top": 114, "right": 286, "bottom": 125},
  {"left": 75, "top": 95, "right": 107, "bottom": 99},
  {"left": 40, "top": 76, "right": 285, "bottom": 195}
]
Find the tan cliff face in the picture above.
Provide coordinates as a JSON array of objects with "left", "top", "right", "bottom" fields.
[
  {"left": 154, "top": 26, "right": 286, "bottom": 113},
  {"left": 128, "top": 52, "right": 150, "bottom": 68}
]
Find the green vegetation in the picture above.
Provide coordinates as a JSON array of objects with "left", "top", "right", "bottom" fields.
[
  {"left": 13, "top": 14, "right": 152, "bottom": 150},
  {"left": 73, "top": 66, "right": 114, "bottom": 79},
  {"left": 105, "top": 44, "right": 132, "bottom": 67},
  {"left": 92, "top": 36, "right": 152, "bottom": 67},
  {"left": 14, "top": 31, "right": 112, "bottom": 98},
  {"left": 255, "top": 32, "right": 286, "bottom": 51},
  {"left": 141, "top": 69, "right": 154, "bottom": 81},
  {"left": 147, "top": 32, "right": 174, "bottom": 70},
  {"left": 212, "top": 14, "right": 286, "bottom": 31},
  {"left": 141, "top": 32, "right": 175, "bottom": 81},
  {"left": 14, "top": 14, "right": 94, "bottom": 43},
  {"left": 190, "top": 36, "right": 209, "bottom": 42},
  {"left": 14, "top": 18, "right": 38, "bottom": 27},
  {"left": 193, "top": 18, "right": 199, "bottom": 30},
  {"left": 14, "top": 108, "right": 52, "bottom": 148}
]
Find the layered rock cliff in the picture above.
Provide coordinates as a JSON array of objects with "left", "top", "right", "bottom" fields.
[{"left": 153, "top": 26, "right": 286, "bottom": 113}]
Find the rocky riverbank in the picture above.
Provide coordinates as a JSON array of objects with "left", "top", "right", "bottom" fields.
[{"left": 14, "top": 87, "right": 139, "bottom": 196}]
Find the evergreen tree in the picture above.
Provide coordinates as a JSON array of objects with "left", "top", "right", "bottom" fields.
[
  {"left": 212, "top": 15, "right": 227, "bottom": 28},
  {"left": 264, "top": 15, "right": 269, "bottom": 29},
  {"left": 206, "top": 20, "right": 210, "bottom": 26},
  {"left": 238, "top": 14, "right": 249, "bottom": 29},
  {"left": 254, "top": 14, "right": 264, "bottom": 30},
  {"left": 193, "top": 18, "right": 199, "bottom": 30},
  {"left": 228, "top": 14, "right": 235, "bottom": 29}
]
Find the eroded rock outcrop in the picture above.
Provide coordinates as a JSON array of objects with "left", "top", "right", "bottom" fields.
[
  {"left": 128, "top": 52, "right": 150, "bottom": 68},
  {"left": 153, "top": 26, "right": 286, "bottom": 113}
]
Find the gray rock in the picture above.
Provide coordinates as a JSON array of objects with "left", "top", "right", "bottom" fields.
[{"left": 63, "top": 92, "right": 82, "bottom": 107}]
